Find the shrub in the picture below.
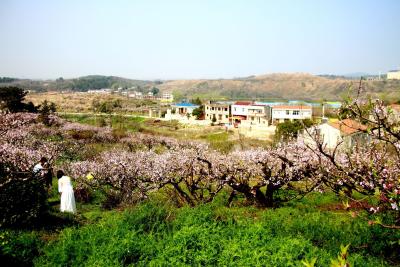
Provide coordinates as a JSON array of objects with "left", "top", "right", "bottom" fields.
[
  {"left": 111, "top": 128, "right": 128, "bottom": 140},
  {"left": 74, "top": 186, "right": 92, "bottom": 203},
  {"left": 0, "top": 172, "right": 49, "bottom": 228},
  {"left": 68, "top": 129, "right": 95, "bottom": 140},
  {"left": 0, "top": 230, "right": 43, "bottom": 267},
  {"left": 36, "top": 201, "right": 394, "bottom": 266}
]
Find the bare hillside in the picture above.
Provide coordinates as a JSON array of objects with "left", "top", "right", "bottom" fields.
[{"left": 158, "top": 73, "right": 400, "bottom": 101}]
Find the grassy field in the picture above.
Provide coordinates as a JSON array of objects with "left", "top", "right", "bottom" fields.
[
  {"left": 26, "top": 92, "right": 160, "bottom": 114},
  {"left": 2, "top": 186, "right": 399, "bottom": 267}
]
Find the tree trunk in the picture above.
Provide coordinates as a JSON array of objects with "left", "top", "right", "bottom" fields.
[
  {"left": 171, "top": 183, "right": 195, "bottom": 207},
  {"left": 264, "top": 184, "right": 274, "bottom": 207}
]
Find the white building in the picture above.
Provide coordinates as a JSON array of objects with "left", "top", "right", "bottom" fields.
[
  {"left": 300, "top": 119, "right": 368, "bottom": 150},
  {"left": 161, "top": 92, "right": 174, "bottom": 102},
  {"left": 387, "top": 70, "right": 400, "bottom": 80},
  {"left": 172, "top": 103, "right": 199, "bottom": 115},
  {"left": 87, "top": 88, "right": 112, "bottom": 94},
  {"left": 231, "top": 101, "right": 270, "bottom": 126},
  {"left": 271, "top": 105, "right": 312, "bottom": 124},
  {"left": 164, "top": 102, "right": 200, "bottom": 120},
  {"left": 128, "top": 91, "right": 143, "bottom": 98},
  {"left": 231, "top": 101, "right": 254, "bottom": 118}
]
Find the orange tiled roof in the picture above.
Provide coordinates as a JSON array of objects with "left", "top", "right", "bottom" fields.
[
  {"left": 329, "top": 119, "right": 367, "bottom": 135},
  {"left": 234, "top": 101, "right": 254, "bottom": 105},
  {"left": 389, "top": 104, "right": 400, "bottom": 111},
  {"left": 272, "top": 105, "right": 312, "bottom": 110}
]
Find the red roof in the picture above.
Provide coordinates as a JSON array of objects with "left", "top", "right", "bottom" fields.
[
  {"left": 234, "top": 101, "right": 254, "bottom": 106},
  {"left": 389, "top": 104, "right": 400, "bottom": 111},
  {"left": 329, "top": 119, "right": 367, "bottom": 135},
  {"left": 272, "top": 105, "right": 312, "bottom": 110}
]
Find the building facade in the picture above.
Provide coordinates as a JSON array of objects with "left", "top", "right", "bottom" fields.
[
  {"left": 171, "top": 102, "right": 200, "bottom": 116},
  {"left": 387, "top": 70, "right": 400, "bottom": 80},
  {"left": 271, "top": 105, "right": 312, "bottom": 124},
  {"left": 161, "top": 92, "right": 174, "bottom": 102},
  {"left": 231, "top": 101, "right": 271, "bottom": 126},
  {"left": 244, "top": 105, "right": 270, "bottom": 126},
  {"left": 300, "top": 119, "right": 368, "bottom": 150},
  {"left": 205, "top": 102, "right": 230, "bottom": 123}
]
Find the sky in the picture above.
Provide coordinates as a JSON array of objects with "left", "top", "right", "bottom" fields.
[{"left": 0, "top": 0, "right": 399, "bottom": 80}]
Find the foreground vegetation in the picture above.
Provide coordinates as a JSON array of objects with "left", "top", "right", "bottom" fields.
[{"left": 2, "top": 193, "right": 399, "bottom": 266}]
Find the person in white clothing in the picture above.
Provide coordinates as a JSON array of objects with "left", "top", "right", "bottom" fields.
[
  {"left": 57, "top": 170, "right": 76, "bottom": 214},
  {"left": 33, "top": 157, "right": 47, "bottom": 174},
  {"left": 33, "top": 157, "right": 53, "bottom": 190}
]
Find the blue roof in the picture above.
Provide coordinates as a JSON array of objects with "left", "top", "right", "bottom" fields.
[{"left": 173, "top": 102, "right": 200, "bottom": 107}]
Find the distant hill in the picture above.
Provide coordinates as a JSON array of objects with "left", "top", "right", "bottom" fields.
[
  {"left": 0, "top": 75, "right": 153, "bottom": 92},
  {"left": 158, "top": 73, "right": 400, "bottom": 101},
  {"left": 1, "top": 73, "right": 399, "bottom": 101}
]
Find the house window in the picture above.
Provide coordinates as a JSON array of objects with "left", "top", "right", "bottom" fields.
[
  {"left": 218, "top": 107, "right": 221, "bottom": 111},
  {"left": 225, "top": 115, "right": 228, "bottom": 118},
  {"left": 225, "top": 108, "right": 228, "bottom": 111},
  {"left": 218, "top": 114, "right": 222, "bottom": 120},
  {"left": 286, "top": 110, "right": 290, "bottom": 115},
  {"left": 212, "top": 107, "right": 214, "bottom": 110},
  {"left": 234, "top": 108, "right": 237, "bottom": 112},
  {"left": 293, "top": 110, "right": 299, "bottom": 115},
  {"left": 242, "top": 108, "right": 245, "bottom": 112}
]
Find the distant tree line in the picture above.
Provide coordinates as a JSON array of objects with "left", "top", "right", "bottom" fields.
[
  {"left": 0, "top": 76, "right": 153, "bottom": 93},
  {"left": 0, "top": 77, "right": 18, "bottom": 83}
]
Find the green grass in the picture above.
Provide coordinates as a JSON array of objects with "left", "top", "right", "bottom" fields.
[
  {"left": 33, "top": 198, "right": 398, "bottom": 267},
  {"left": 60, "top": 114, "right": 146, "bottom": 129},
  {"left": 2, "top": 191, "right": 398, "bottom": 266},
  {"left": 199, "top": 131, "right": 235, "bottom": 153}
]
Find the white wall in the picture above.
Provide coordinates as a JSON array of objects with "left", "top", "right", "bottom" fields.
[
  {"left": 272, "top": 109, "right": 312, "bottom": 121},
  {"left": 231, "top": 105, "right": 249, "bottom": 116},
  {"left": 301, "top": 123, "right": 341, "bottom": 149}
]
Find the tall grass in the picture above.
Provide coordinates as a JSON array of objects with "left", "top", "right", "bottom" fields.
[{"left": 35, "top": 199, "right": 398, "bottom": 266}]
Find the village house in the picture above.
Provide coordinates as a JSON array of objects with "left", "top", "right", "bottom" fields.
[
  {"left": 243, "top": 104, "right": 270, "bottom": 126},
  {"left": 128, "top": 91, "right": 143, "bottom": 99},
  {"left": 271, "top": 105, "right": 312, "bottom": 124},
  {"left": 165, "top": 102, "right": 200, "bottom": 120},
  {"left": 231, "top": 101, "right": 271, "bottom": 127},
  {"left": 161, "top": 92, "right": 174, "bottom": 102},
  {"left": 387, "top": 70, "right": 400, "bottom": 80},
  {"left": 205, "top": 101, "right": 230, "bottom": 123},
  {"left": 87, "top": 88, "right": 112, "bottom": 94},
  {"left": 300, "top": 118, "right": 368, "bottom": 150}
]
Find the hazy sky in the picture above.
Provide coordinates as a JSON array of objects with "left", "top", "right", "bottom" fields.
[{"left": 0, "top": 0, "right": 399, "bottom": 80}]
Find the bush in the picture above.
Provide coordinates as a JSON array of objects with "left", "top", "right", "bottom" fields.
[
  {"left": 0, "top": 172, "right": 49, "bottom": 228},
  {"left": 36, "top": 201, "right": 395, "bottom": 266},
  {"left": 68, "top": 129, "right": 95, "bottom": 140},
  {"left": 111, "top": 128, "right": 128, "bottom": 140},
  {"left": 0, "top": 230, "right": 43, "bottom": 267},
  {"left": 74, "top": 186, "right": 92, "bottom": 203}
]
